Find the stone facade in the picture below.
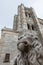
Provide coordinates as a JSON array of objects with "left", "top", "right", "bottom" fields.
[{"left": 0, "top": 4, "right": 43, "bottom": 65}]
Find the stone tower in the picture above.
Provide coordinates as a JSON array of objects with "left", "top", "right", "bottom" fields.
[{"left": 0, "top": 4, "right": 43, "bottom": 65}]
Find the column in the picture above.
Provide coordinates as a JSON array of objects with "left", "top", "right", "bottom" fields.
[
  {"left": 20, "top": 4, "right": 28, "bottom": 30},
  {"left": 17, "top": 6, "right": 22, "bottom": 31}
]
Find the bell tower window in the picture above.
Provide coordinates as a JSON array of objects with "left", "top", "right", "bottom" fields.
[
  {"left": 29, "top": 14, "right": 31, "bottom": 17},
  {"left": 32, "top": 25, "right": 34, "bottom": 30},
  {"left": 25, "top": 13, "right": 27, "bottom": 17}
]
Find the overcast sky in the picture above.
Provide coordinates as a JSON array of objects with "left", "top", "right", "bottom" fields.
[{"left": 0, "top": 0, "right": 43, "bottom": 38}]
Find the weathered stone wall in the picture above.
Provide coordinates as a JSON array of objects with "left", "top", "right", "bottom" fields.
[
  {"left": 0, "top": 29, "right": 19, "bottom": 65},
  {"left": 38, "top": 18, "right": 43, "bottom": 37}
]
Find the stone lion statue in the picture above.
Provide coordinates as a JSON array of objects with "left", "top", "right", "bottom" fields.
[{"left": 13, "top": 33, "right": 43, "bottom": 65}]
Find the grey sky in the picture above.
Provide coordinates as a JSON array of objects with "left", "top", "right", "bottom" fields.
[{"left": 0, "top": 0, "right": 43, "bottom": 38}]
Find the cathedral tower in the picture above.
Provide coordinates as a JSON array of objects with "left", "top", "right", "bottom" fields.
[{"left": 0, "top": 4, "right": 43, "bottom": 65}]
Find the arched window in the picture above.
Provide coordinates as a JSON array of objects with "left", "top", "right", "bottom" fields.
[{"left": 25, "top": 12, "right": 31, "bottom": 17}]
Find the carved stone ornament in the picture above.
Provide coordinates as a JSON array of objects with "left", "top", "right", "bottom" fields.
[{"left": 13, "top": 33, "right": 43, "bottom": 65}]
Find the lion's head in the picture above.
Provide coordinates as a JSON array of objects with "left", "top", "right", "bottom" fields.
[{"left": 17, "top": 33, "right": 38, "bottom": 53}]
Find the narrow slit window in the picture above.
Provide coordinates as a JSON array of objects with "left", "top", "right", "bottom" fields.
[
  {"left": 3, "top": 53, "right": 10, "bottom": 63},
  {"left": 32, "top": 25, "right": 34, "bottom": 30},
  {"left": 27, "top": 24, "right": 30, "bottom": 29}
]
